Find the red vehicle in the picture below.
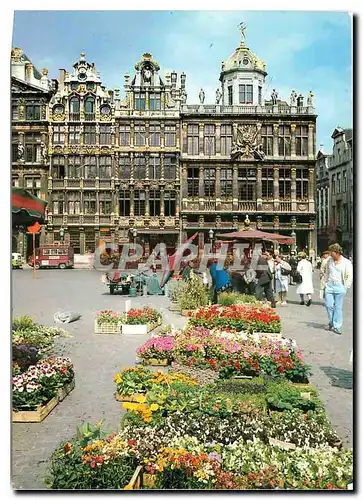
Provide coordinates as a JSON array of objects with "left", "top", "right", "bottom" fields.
[{"left": 28, "top": 244, "right": 74, "bottom": 270}]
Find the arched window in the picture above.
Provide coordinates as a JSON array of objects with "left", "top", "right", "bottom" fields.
[
  {"left": 69, "top": 97, "right": 80, "bottom": 120},
  {"left": 84, "top": 97, "right": 95, "bottom": 120}
]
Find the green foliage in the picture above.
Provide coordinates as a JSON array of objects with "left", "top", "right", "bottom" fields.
[
  {"left": 177, "top": 273, "right": 210, "bottom": 311},
  {"left": 168, "top": 279, "right": 184, "bottom": 303},
  {"left": 265, "top": 382, "right": 320, "bottom": 412},
  {"left": 218, "top": 292, "right": 258, "bottom": 306},
  {"left": 75, "top": 420, "right": 110, "bottom": 448}
]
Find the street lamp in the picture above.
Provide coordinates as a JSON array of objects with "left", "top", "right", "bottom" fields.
[
  {"left": 291, "top": 230, "right": 296, "bottom": 253},
  {"left": 208, "top": 229, "right": 214, "bottom": 243},
  {"left": 59, "top": 227, "right": 65, "bottom": 242},
  {"left": 132, "top": 228, "right": 138, "bottom": 245}
]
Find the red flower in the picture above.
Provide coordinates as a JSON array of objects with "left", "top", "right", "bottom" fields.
[
  {"left": 90, "top": 461, "right": 96, "bottom": 469},
  {"left": 128, "top": 439, "right": 137, "bottom": 447}
]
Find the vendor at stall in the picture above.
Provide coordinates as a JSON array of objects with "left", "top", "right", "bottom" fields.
[{"left": 209, "top": 257, "right": 233, "bottom": 304}]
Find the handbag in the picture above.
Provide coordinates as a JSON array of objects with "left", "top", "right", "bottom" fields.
[
  {"left": 294, "top": 271, "right": 303, "bottom": 284},
  {"left": 281, "top": 267, "right": 291, "bottom": 276}
]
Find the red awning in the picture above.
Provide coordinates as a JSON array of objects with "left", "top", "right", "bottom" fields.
[{"left": 216, "top": 230, "right": 294, "bottom": 244}]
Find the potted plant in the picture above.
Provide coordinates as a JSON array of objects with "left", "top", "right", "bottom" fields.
[
  {"left": 114, "top": 367, "right": 154, "bottom": 401},
  {"left": 177, "top": 274, "right": 210, "bottom": 316},
  {"left": 121, "top": 307, "right": 162, "bottom": 335},
  {"left": 136, "top": 336, "right": 175, "bottom": 366},
  {"left": 94, "top": 310, "right": 122, "bottom": 334}
]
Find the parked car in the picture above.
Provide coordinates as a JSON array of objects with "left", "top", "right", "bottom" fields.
[{"left": 12, "top": 252, "right": 23, "bottom": 269}]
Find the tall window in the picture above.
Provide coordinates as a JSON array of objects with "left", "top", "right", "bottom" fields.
[
  {"left": 84, "top": 125, "right": 96, "bottom": 145},
  {"left": 164, "top": 155, "right": 176, "bottom": 180},
  {"left": 149, "top": 93, "right": 161, "bottom": 110},
  {"left": 119, "top": 155, "right": 131, "bottom": 180},
  {"left": 99, "top": 156, "right": 112, "bottom": 178},
  {"left": 134, "top": 190, "right": 146, "bottom": 216},
  {"left": 187, "top": 124, "right": 199, "bottom": 155},
  {"left": 119, "top": 124, "right": 130, "bottom": 146},
  {"left": 164, "top": 191, "right": 176, "bottom": 216},
  {"left": 187, "top": 167, "right": 199, "bottom": 197},
  {"left": 100, "top": 125, "right": 112, "bottom": 145},
  {"left": 332, "top": 174, "right": 336, "bottom": 195},
  {"left": 165, "top": 124, "right": 176, "bottom": 146},
  {"left": 228, "top": 86, "right": 233, "bottom": 105},
  {"left": 52, "top": 156, "right": 65, "bottom": 178},
  {"left": 83, "top": 192, "right": 96, "bottom": 214},
  {"left": 149, "top": 190, "right": 160, "bottom": 216},
  {"left": 68, "top": 192, "right": 81, "bottom": 214},
  {"left": 258, "top": 86, "right": 262, "bottom": 105},
  {"left": 204, "top": 168, "right": 216, "bottom": 198},
  {"left": 343, "top": 170, "right": 347, "bottom": 191},
  {"left": 84, "top": 156, "right": 97, "bottom": 179},
  {"left": 134, "top": 154, "right": 146, "bottom": 180},
  {"left": 239, "top": 84, "right": 253, "bottom": 104},
  {"left": 220, "top": 168, "right": 233, "bottom": 198},
  {"left": 12, "top": 177, "right": 19, "bottom": 187},
  {"left": 99, "top": 192, "right": 112, "bottom": 214},
  {"left": 296, "top": 125, "right": 308, "bottom": 156},
  {"left": 336, "top": 173, "right": 341, "bottom": 194},
  {"left": 52, "top": 192, "right": 64, "bottom": 215},
  {"left": 25, "top": 177, "right": 41, "bottom": 198},
  {"left": 53, "top": 124, "right": 65, "bottom": 145},
  {"left": 261, "top": 125, "right": 273, "bottom": 156},
  {"left": 149, "top": 124, "right": 161, "bottom": 147},
  {"left": 119, "top": 190, "right": 130, "bottom": 216},
  {"left": 24, "top": 133, "right": 41, "bottom": 162},
  {"left": 69, "top": 125, "right": 81, "bottom": 144},
  {"left": 134, "top": 124, "right": 146, "bottom": 146},
  {"left": 12, "top": 104, "right": 19, "bottom": 120},
  {"left": 261, "top": 168, "right": 274, "bottom": 199},
  {"left": 238, "top": 168, "right": 256, "bottom": 200},
  {"left": 149, "top": 155, "right": 161, "bottom": 179},
  {"left": 135, "top": 93, "right": 146, "bottom": 110},
  {"left": 220, "top": 124, "right": 233, "bottom": 155},
  {"left": 296, "top": 168, "right": 309, "bottom": 200},
  {"left": 69, "top": 97, "right": 80, "bottom": 120},
  {"left": 278, "top": 168, "right": 291, "bottom": 199},
  {"left": 68, "top": 156, "right": 81, "bottom": 178},
  {"left": 278, "top": 125, "right": 291, "bottom": 156},
  {"left": 204, "top": 125, "right": 215, "bottom": 155},
  {"left": 25, "top": 104, "right": 40, "bottom": 120},
  {"left": 84, "top": 97, "right": 95, "bottom": 120}
]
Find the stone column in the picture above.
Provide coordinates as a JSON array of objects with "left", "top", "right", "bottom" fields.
[
  {"left": 215, "top": 166, "right": 221, "bottom": 198},
  {"left": 232, "top": 166, "right": 238, "bottom": 210},
  {"left": 216, "top": 123, "right": 221, "bottom": 155},
  {"left": 273, "top": 167, "right": 279, "bottom": 210},
  {"left": 291, "top": 167, "right": 297, "bottom": 211},
  {"left": 290, "top": 124, "right": 296, "bottom": 158},
  {"left": 308, "top": 168, "right": 315, "bottom": 212},
  {"left": 175, "top": 123, "right": 180, "bottom": 149},
  {"left": 181, "top": 165, "right": 188, "bottom": 200},
  {"left": 308, "top": 123, "right": 315, "bottom": 160},
  {"left": 182, "top": 123, "right": 187, "bottom": 153},
  {"left": 199, "top": 167, "right": 205, "bottom": 198},
  {"left": 199, "top": 123, "right": 204, "bottom": 155},
  {"left": 145, "top": 188, "right": 150, "bottom": 216},
  {"left": 130, "top": 152, "right": 134, "bottom": 180},
  {"left": 160, "top": 153, "right": 164, "bottom": 179},
  {"left": 80, "top": 231, "right": 85, "bottom": 255},
  {"left": 130, "top": 121, "right": 135, "bottom": 147},
  {"left": 130, "top": 188, "right": 134, "bottom": 217},
  {"left": 175, "top": 190, "right": 180, "bottom": 217},
  {"left": 160, "top": 189, "right": 164, "bottom": 216},
  {"left": 256, "top": 166, "right": 262, "bottom": 209},
  {"left": 273, "top": 124, "right": 279, "bottom": 158}
]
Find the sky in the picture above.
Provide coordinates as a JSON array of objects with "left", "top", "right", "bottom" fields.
[{"left": 12, "top": 10, "right": 352, "bottom": 152}]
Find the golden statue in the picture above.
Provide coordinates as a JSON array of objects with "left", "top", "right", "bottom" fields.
[{"left": 238, "top": 22, "right": 247, "bottom": 42}]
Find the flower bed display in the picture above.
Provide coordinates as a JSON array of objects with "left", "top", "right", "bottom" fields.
[
  {"left": 12, "top": 315, "right": 71, "bottom": 350},
  {"left": 177, "top": 273, "right": 210, "bottom": 311},
  {"left": 13, "top": 356, "right": 74, "bottom": 422},
  {"left": 120, "top": 307, "right": 162, "bottom": 335},
  {"left": 94, "top": 310, "right": 122, "bottom": 334},
  {"left": 188, "top": 304, "right": 281, "bottom": 334},
  {"left": 136, "top": 336, "right": 175, "bottom": 366}
]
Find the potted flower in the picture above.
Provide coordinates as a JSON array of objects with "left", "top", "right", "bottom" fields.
[
  {"left": 177, "top": 275, "right": 210, "bottom": 316},
  {"left": 136, "top": 336, "right": 175, "bottom": 366},
  {"left": 94, "top": 310, "right": 122, "bottom": 334},
  {"left": 121, "top": 307, "right": 162, "bottom": 335},
  {"left": 114, "top": 367, "right": 154, "bottom": 401}
]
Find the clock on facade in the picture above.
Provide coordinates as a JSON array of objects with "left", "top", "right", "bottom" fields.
[
  {"left": 78, "top": 69, "right": 87, "bottom": 81},
  {"left": 243, "top": 58, "right": 249, "bottom": 66},
  {"left": 53, "top": 104, "right": 64, "bottom": 114},
  {"left": 100, "top": 105, "right": 111, "bottom": 115}
]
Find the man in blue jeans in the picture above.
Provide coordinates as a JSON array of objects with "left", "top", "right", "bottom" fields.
[{"left": 324, "top": 243, "right": 353, "bottom": 334}]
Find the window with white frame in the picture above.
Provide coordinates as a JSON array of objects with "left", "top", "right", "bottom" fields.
[
  {"left": 204, "top": 125, "right": 215, "bottom": 155},
  {"left": 220, "top": 124, "right": 232, "bottom": 155},
  {"left": 134, "top": 154, "right": 146, "bottom": 180},
  {"left": 187, "top": 124, "right": 199, "bottom": 155},
  {"left": 99, "top": 156, "right": 112, "bottom": 178},
  {"left": 149, "top": 124, "right": 161, "bottom": 147},
  {"left": 119, "top": 124, "right": 130, "bottom": 146},
  {"left": 84, "top": 156, "right": 97, "bottom": 179},
  {"left": 53, "top": 124, "right": 65, "bottom": 144},
  {"left": 68, "top": 125, "right": 81, "bottom": 145},
  {"left": 119, "top": 155, "right": 131, "bottom": 179},
  {"left": 134, "top": 124, "right": 146, "bottom": 146},
  {"left": 239, "top": 84, "right": 253, "bottom": 104},
  {"left": 52, "top": 156, "right": 65, "bottom": 178},
  {"left": 149, "top": 155, "right": 161, "bottom": 179},
  {"left": 100, "top": 125, "right": 112, "bottom": 145},
  {"left": 165, "top": 124, "right": 176, "bottom": 146},
  {"left": 164, "top": 155, "right": 176, "bottom": 180}
]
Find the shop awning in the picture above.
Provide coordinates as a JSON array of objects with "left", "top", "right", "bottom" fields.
[
  {"left": 134, "top": 229, "right": 180, "bottom": 234},
  {"left": 216, "top": 229, "right": 294, "bottom": 244},
  {"left": 12, "top": 187, "right": 47, "bottom": 228}
]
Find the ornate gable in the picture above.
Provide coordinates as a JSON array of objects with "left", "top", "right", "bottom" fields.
[{"left": 11, "top": 77, "right": 50, "bottom": 95}]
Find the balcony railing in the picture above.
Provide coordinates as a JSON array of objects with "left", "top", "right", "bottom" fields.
[
  {"left": 52, "top": 179, "right": 64, "bottom": 188},
  {"left": 279, "top": 201, "right": 292, "bottom": 211},
  {"left": 83, "top": 214, "right": 95, "bottom": 224},
  {"left": 204, "top": 200, "right": 216, "bottom": 211},
  {"left": 99, "top": 180, "right": 111, "bottom": 188},
  {"left": 238, "top": 201, "right": 257, "bottom": 211},
  {"left": 83, "top": 179, "right": 96, "bottom": 188},
  {"left": 99, "top": 215, "right": 111, "bottom": 224},
  {"left": 67, "top": 179, "right": 80, "bottom": 188},
  {"left": 69, "top": 113, "right": 80, "bottom": 121},
  {"left": 84, "top": 113, "right": 96, "bottom": 121},
  {"left": 181, "top": 104, "right": 315, "bottom": 115}
]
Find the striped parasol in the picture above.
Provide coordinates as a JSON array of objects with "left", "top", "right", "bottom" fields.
[
  {"left": 12, "top": 187, "right": 47, "bottom": 228},
  {"left": 159, "top": 232, "right": 198, "bottom": 288}
]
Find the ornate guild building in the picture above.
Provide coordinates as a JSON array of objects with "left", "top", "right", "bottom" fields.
[{"left": 11, "top": 28, "right": 318, "bottom": 257}]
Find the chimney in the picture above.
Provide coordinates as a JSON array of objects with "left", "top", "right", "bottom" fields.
[
  {"left": 25, "top": 63, "right": 33, "bottom": 82},
  {"left": 59, "top": 69, "right": 66, "bottom": 91}
]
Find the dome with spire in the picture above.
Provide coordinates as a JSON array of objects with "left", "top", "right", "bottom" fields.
[{"left": 221, "top": 32, "right": 266, "bottom": 76}]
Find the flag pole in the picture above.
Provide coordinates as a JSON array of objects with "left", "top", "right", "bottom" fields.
[{"left": 33, "top": 232, "right": 36, "bottom": 280}]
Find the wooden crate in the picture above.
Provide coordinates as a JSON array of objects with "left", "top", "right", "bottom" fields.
[
  {"left": 115, "top": 392, "right": 146, "bottom": 402},
  {"left": 94, "top": 320, "right": 122, "bottom": 334},
  {"left": 122, "top": 322, "right": 160, "bottom": 335},
  {"left": 142, "top": 472, "right": 156, "bottom": 488},
  {"left": 13, "top": 396, "right": 58, "bottom": 423},
  {"left": 142, "top": 358, "right": 170, "bottom": 367},
  {"left": 57, "top": 378, "right": 75, "bottom": 402},
  {"left": 124, "top": 466, "right": 142, "bottom": 490}
]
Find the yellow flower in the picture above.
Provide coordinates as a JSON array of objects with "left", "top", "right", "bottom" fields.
[
  {"left": 149, "top": 403, "right": 159, "bottom": 411},
  {"left": 134, "top": 394, "right": 147, "bottom": 403}
]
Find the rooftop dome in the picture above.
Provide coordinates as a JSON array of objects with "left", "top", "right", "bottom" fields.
[{"left": 221, "top": 26, "right": 267, "bottom": 76}]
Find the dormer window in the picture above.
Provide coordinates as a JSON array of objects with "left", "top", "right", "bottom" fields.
[
  {"left": 228, "top": 86, "right": 233, "bottom": 105},
  {"left": 149, "top": 93, "right": 161, "bottom": 110},
  {"left": 135, "top": 93, "right": 146, "bottom": 110}
]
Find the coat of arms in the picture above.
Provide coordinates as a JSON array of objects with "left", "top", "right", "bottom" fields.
[{"left": 231, "top": 124, "right": 266, "bottom": 160}]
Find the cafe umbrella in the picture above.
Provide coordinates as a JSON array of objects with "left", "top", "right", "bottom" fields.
[
  {"left": 12, "top": 187, "right": 47, "bottom": 229},
  {"left": 159, "top": 232, "right": 198, "bottom": 288}
]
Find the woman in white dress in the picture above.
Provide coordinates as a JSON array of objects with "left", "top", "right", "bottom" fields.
[
  {"left": 275, "top": 255, "right": 292, "bottom": 305},
  {"left": 296, "top": 252, "right": 314, "bottom": 306}
]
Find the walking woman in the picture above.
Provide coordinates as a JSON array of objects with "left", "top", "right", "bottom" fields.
[
  {"left": 275, "top": 255, "right": 292, "bottom": 305},
  {"left": 296, "top": 252, "right": 314, "bottom": 306},
  {"left": 324, "top": 243, "right": 353, "bottom": 334}
]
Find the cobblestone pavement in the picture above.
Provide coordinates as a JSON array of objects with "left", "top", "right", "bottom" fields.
[{"left": 11, "top": 268, "right": 353, "bottom": 490}]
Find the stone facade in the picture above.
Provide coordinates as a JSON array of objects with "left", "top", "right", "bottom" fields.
[
  {"left": 11, "top": 31, "right": 318, "bottom": 257},
  {"left": 316, "top": 146, "right": 331, "bottom": 253}
]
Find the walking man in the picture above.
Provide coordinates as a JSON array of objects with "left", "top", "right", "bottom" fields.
[
  {"left": 324, "top": 243, "right": 353, "bottom": 334},
  {"left": 319, "top": 250, "right": 330, "bottom": 300},
  {"left": 255, "top": 250, "right": 276, "bottom": 308}
]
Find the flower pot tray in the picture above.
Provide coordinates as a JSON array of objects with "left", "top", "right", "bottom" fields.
[
  {"left": 13, "top": 396, "right": 58, "bottom": 423},
  {"left": 57, "top": 378, "right": 75, "bottom": 402},
  {"left": 268, "top": 437, "right": 296, "bottom": 451},
  {"left": 121, "top": 322, "right": 160, "bottom": 335},
  {"left": 125, "top": 465, "right": 142, "bottom": 490},
  {"left": 94, "top": 320, "right": 122, "bottom": 334},
  {"left": 142, "top": 358, "right": 170, "bottom": 366},
  {"left": 115, "top": 392, "right": 146, "bottom": 402},
  {"left": 142, "top": 472, "right": 156, "bottom": 488}
]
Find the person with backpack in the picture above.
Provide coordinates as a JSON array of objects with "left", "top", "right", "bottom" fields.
[
  {"left": 274, "top": 254, "right": 292, "bottom": 305},
  {"left": 288, "top": 252, "right": 298, "bottom": 285}
]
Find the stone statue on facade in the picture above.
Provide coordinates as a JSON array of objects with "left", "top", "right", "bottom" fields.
[
  {"left": 271, "top": 89, "right": 278, "bottom": 105},
  {"left": 17, "top": 142, "right": 24, "bottom": 161},
  {"left": 253, "top": 143, "right": 266, "bottom": 161},
  {"left": 307, "top": 90, "right": 314, "bottom": 106},
  {"left": 181, "top": 89, "right": 187, "bottom": 104},
  {"left": 215, "top": 88, "right": 222, "bottom": 104},
  {"left": 297, "top": 94, "right": 304, "bottom": 107},
  {"left": 243, "top": 214, "right": 251, "bottom": 230},
  {"left": 231, "top": 124, "right": 262, "bottom": 161},
  {"left": 40, "top": 142, "right": 47, "bottom": 160},
  {"left": 290, "top": 90, "right": 298, "bottom": 106},
  {"left": 199, "top": 88, "right": 205, "bottom": 104}
]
